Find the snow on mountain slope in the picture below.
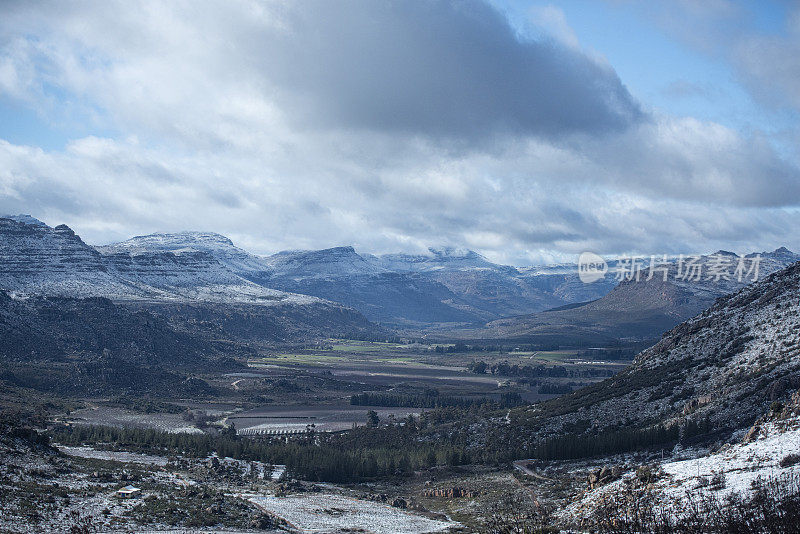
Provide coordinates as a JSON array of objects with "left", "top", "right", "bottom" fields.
[
  {"left": 368, "top": 247, "right": 502, "bottom": 273},
  {"left": 99, "top": 231, "right": 271, "bottom": 275},
  {"left": 0, "top": 217, "right": 319, "bottom": 306},
  {"left": 0, "top": 217, "right": 153, "bottom": 300},
  {"left": 0, "top": 214, "right": 47, "bottom": 227},
  {"left": 263, "top": 246, "right": 382, "bottom": 278}
]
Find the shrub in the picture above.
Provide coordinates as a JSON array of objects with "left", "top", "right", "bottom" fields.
[{"left": 780, "top": 454, "right": 800, "bottom": 468}]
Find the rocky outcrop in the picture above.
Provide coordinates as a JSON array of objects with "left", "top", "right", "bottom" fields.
[{"left": 587, "top": 466, "right": 622, "bottom": 490}]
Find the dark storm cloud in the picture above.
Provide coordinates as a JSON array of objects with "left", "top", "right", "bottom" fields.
[{"left": 256, "top": 0, "right": 644, "bottom": 141}]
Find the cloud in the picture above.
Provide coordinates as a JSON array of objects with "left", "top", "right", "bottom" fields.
[
  {"left": 734, "top": 7, "right": 800, "bottom": 113},
  {"left": 639, "top": 1, "right": 800, "bottom": 116},
  {"left": 0, "top": 0, "right": 798, "bottom": 265},
  {"left": 528, "top": 4, "right": 581, "bottom": 49},
  {"left": 0, "top": 0, "right": 645, "bottom": 147}
]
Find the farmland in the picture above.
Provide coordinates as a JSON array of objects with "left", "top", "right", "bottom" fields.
[{"left": 54, "top": 339, "right": 632, "bottom": 437}]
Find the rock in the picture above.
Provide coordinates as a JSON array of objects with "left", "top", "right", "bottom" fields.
[
  {"left": 743, "top": 424, "right": 760, "bottom": 443},
  {"left": 391, "top": 497, "right": 407, "bottom": 509}
]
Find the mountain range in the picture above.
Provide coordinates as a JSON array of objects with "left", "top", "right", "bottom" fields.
[
  {"left": 0, "top": 216, "right": 376, "bottom": 343},
  {"left": 2, "top": 215, "right": 797, "bottom": 347},
  {"left": 459, "top": 248, "right": 799, "bottom": 344},
  {"left": 102, "top": 231, "right": 617, "bottom": 326}
]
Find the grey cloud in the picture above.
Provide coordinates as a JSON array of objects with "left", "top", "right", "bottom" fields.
[{"left": 247, "top": 0, "right": 643, "bottom": 142}]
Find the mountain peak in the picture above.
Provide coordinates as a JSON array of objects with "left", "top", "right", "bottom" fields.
[
  {"left": 427, "top": 246, "right": 481, "bottom": 259},
  {"left": 1, "top": 214, "right": 47, "bottom": 227},
  {"left": 53, "top": 224, "right": 76, "bottom": 236},
  {"left": 106, "top": 231, "right": 236, "bottom": 252}
]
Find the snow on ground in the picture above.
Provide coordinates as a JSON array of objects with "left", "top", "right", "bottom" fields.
[
  {"left": 246, "top": 493, "right": 457, "bottom": 534},
  {"left": 135, "top": 531, "right": 281, "bottom": 534},
  {"left": 658, "top": 422, "right": 800, "bottom": 501},
  {"left": 562, "top": 420, "right": 800, "bottom": 521}
]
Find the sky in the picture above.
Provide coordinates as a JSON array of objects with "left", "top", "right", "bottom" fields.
[{"left": 0, "top": 0, "right": 799, "bottom": 265}]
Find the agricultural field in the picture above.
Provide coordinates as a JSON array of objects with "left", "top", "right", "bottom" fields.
[
  {"left": 49, "top": 338, "right": 632, "bottom": 440},
  {"left": 230, "top": 404, "right": 421, "bottom": 434}
]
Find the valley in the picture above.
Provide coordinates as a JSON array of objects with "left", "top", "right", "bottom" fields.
[{"left": 1, "top": 214, "right": 799, "bottom": 532}]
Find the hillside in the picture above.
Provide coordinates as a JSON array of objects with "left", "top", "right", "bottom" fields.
[
  {"left": 512, "top": 259, "right": 800, "bottom": 437},
  {"left": 561, "top": 391, "right": 800, "bottom": 531},
  {"left": 0, "top": 291, "right": 238, "bottom": 396}
]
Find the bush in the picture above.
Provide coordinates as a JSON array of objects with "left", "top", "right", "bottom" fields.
[{"left": 780, "top": 454, "right": 800, "bottom": 468}]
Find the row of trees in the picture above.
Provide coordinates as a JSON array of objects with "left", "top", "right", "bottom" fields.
[
  {"left": 467, "top": 360, "right": 613, "bottom": 379},
  {"left": 50, "top": 421, "right": 473, "bottom": 483},
  {"left": 350, "top": 391, "right": 524, "bottom": 409},
  {"left": 530, "top": 424, "right": 681, "bottom": 461},
  {"left": 433, "top": 343, "right": 562, "bottom": 354}
]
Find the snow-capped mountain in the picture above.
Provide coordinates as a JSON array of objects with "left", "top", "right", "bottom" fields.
[
  {"left": 0, "top": 216, "right": 147, "bottom": 299},
  {"left": 99, "top": 231, "right": 271, "bottom": 275},
  {"left": 264, "top": 247, "right": 383, "bottom": 278},
  {"left": 367, "top": 247, "right": 504, "bottom": 273},
  {"left": 256, "top": 246, "right": 615, "bottom": 325},
  {"left": 0, "top": 216, "right": 379, "bottom": 341},
  {"left": 0, "top": 217, "right": 316, "bottom": 305},
  {"left": 101, "top": 233, "right": 615, "bottom": 325}
]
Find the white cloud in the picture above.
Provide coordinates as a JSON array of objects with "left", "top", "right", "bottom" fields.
[{"left": 0, "top": 0, "right": 798, "bottom": 264}]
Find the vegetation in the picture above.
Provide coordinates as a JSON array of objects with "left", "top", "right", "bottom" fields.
[
  {"left": 529, "top": 424, "right": 680, "bottom": 461},
  {"left": 467, "top": 360, "right": 614, "bottom": 379},
  {"left": 51, "top": 423, "right": 473, "bottom": 483},
  {"left": 350, "top": 391, "right": 524, "bottom": 409},
  {"left": 538, "top": 383, "right": 573, "bottom": 395}
]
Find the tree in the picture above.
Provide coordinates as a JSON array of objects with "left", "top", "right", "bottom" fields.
[
  {"left": 221, "top": 422, "right": 237, "bottom": 439},
  {"left": 366, "top": 410, "right": 380, "bottom": 428},
  {"left": 468, "top": 360, "right": 488, "bottom": 374}
]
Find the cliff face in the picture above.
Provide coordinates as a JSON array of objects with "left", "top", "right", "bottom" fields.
[
  {"left": 0, "top": 218, "right": 134, "bottom": 298},
  {"left": 0, "top": 217, "right": 317, "bottom": 304}
]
